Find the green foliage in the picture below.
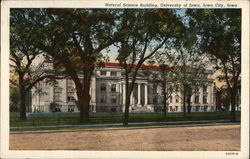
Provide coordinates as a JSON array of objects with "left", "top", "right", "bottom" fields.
[
  {"left": 10, "top": 8, "right": 122, "bottom": 120},
  {"left": 10, "top": 9, "right": 59, "bottom": 120},
  {"left": 9, "top": 86, "right": 32, "bottom": 112},
  {"left": 10, "top": 86, "right": 19, "bottom": 112},
  {"left": 36, "top": 9, "right": 122, "bottom": 69},
  {"left": 186, "top": 9, "right": 241, "bottom": 120},
  {"left": 186, "top": 9, "right": 241, "bottom": 88},
  {"left": 116, "top": 9, "right": 185, "bottom": 65}
]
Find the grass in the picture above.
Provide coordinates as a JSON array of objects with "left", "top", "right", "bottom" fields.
[
  {"left": 10, "top": 111, "right": 241, "bottom": 128},
  {"left": 11, "top": 121, "right": 240, "bottom": 132}
]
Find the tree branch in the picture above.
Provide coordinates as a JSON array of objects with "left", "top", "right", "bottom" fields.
[
  {"left": 10, "top": 64, "right": 17, "bottom": 69},
  {"left": 220, "top": 58, "right": 232, "bottom": 89},
  {"left": 10, "top": 79, "right": 18, "bottom": 87},
  {"left": 25, "top": 74, "right": 66, "bottom": 92},
  {"left": 142, "top": 38, "right": 167, "bottom": 65}
]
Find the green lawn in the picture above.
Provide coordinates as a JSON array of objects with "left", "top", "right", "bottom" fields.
[{"left": 10, "top": 111, "right": 241, "bottom": 128}]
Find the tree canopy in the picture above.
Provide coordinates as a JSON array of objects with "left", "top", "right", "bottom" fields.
[{"left": 187, "top": 9, "right": 241, "bottom": 120}]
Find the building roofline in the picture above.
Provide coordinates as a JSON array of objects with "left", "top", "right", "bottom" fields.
[{"left": 103, "top": 62, "right": 173, "bottom": 71}]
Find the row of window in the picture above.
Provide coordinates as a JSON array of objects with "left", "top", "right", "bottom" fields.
[
  {"left": 152, "top": 85, "right": 209, "bottom": 96},
  {"left": 100, "top": 71, "right": 117, "bottom": 77},
  {"left": 54, "top": 91, "right": 75, "bottom": 102},
  {"left": 100, "top": 95, "right": 117, "bottom": 104},
  {"left": 101, "top": 83, "right": 117, "bottom": 92},
  {"left": 161, "top": 106, "right": 211, "bottom": 112},
  {"left": 37, "top": 104, "right": 75, "bottom": 112},
  {"left": 153, "top": 95, "right": 209, "bottom": 104},
  {"left": 96, "top": 107, "right": 118, "bottom": 112}
]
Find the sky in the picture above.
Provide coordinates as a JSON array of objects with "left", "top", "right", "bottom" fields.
[{"left": 101, "top": 8, "right": 188, "bottom": 62}]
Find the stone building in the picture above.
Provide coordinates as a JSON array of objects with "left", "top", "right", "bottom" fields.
[{"left": 31, "top": 61, "right": 215, "bottom": 113}]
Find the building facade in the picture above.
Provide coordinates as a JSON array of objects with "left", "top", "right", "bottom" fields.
[{"left": 31, "top": 62, "right": 215, "bottom": 113}]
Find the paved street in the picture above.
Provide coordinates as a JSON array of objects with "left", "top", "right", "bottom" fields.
[{"left": 10, "top": 124, "right": 240, "bottom": 151}]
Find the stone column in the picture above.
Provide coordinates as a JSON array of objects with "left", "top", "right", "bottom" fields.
[
  {"left": 130, "top": 90, "right": 134, "bottom": 106},
  {"left": 191, "top": 94, "right": 195, "bottom": 104},
  {"left": 138, "top": 83, "right": 141, "bottom": 105},
  {"left": 199, "top": 86, "right": 203, "bottom": 111},
  {"left": 207, "top": 84, "right": 210, "bottom": 104},
  {"left": 145, "top": 84, "right": 148, "bottom": 105},
  {"left": 123, "top": 83, "right": 126, "bottom": 104},
  {"left": 62, "top": 79, "right": 67, "bottom": 103},
  {"left": 119, "top": 83, "right": 122, "bottom": 105},
  {"left": 91, "top": 76, "right": 96, "bottom": 112},
  {"left": 211, "top": 83, "right": 214, "bottom": 106},
  {"left": 200, "top": 87, "right": 203, "bottom": 104}
]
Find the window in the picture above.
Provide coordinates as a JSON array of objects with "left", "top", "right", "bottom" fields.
[
  {"left": 67, "top": 96, "right": 75, "bottom": 102},
  {"left": 68, "top": 105, "right": 75, "bottom": 112},
  {"left": 100, "top": 71, "right": 107, "bottom": 76},
  {"left": 111, "top": 107, "right": 117, "bottom": 112},
  {"left": 67, "top": 92, "right": 75, "bottom": 102},
  {"left": 52, "top": 105, "right": 62, "bottom": 112},
  {"left": 170, "top": 106, "right": 173, "bottom": 112},
  {"left": 38, "top": 106, "right": 45, "bottom": 112},
  {"left": 204, "top": 106, "right": 208, "bottom": 112},
  {"left": 175, "top": 106, "right": 178, "bottom": 111},
  {"left": 175, "top": 95, "right": 179, "bottom": 103},
  {"left": 211, "top": 106, "right": 214, "bottom": 111},
  {"left": 111, "top": 95, "right": 117, "bottom": 104},
  {"left": 169, "top": 96, "right": 173, "bottom": 103},
  {"left": 111, "top": 71, "right": 117, "bottom": 77},
  {"left": 101, "top": 83, "right": 106, "bottom": 92},
  {"left": 195, "top": 95, "right": 199, "bottom": 104},
  {"left": 100, "top": 95, "right": 106, "bottom": 103},
  {"left": 203, "top": 85, "right": 207, "bottom": 93},
  {"left": 196, "top": 106, "right": 200, "bottom": 112},
  {"left": 153, "top": 97, "right": 158, "bottom": 104},
  {"left": 203, "top": 95, "right": 207, "bottom": 104},
  {"left": 111, "top": 84, "right": 116, "bottom": 92}
]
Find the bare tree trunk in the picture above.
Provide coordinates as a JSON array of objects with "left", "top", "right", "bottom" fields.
[
  {"left": 187, "top": 93, "right": 192, "bottom": 114},
  {"left": 69, "top": 64, "right": 94, "bottom": 122},
  {"left": 80, "top": 69, "right": 93, "bottom": 121},
  {"left": 123, "top": 95, "right": 131, "bottom": 126},
  {"left": 123, "top": 78, "right": 132, "bottom": 126},
  {"left": 19, "top": 89, "right": 27, "bottom": 120},
  {"left": 19, "top": 74, "right": 27, "bottom": 120}
]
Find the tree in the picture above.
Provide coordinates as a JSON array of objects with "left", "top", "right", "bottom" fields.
[
  {"left": 187, "top": 9, "right": 241, "bottom": 121},
  {"left": 116, "top": 9, "right": 184, "bottom": 126},
  {"left": 10, "top": 85, "right": 19, "bottom": 112},
  {"left": 147, "top": 54, "right": 175, "bottom": 118},
  {"left": 34, "top": 9, "right": 123, "bottom": 121},
  {"left": 10, "top": 9, "right": 63, "bottom": 120},
  {"left": 169, "top": 49, "right": 208, "bottom": 116}
]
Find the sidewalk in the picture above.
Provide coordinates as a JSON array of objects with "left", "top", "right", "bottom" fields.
[{"left": 10, "top": 119, "right": 240, "bottom": 132}]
